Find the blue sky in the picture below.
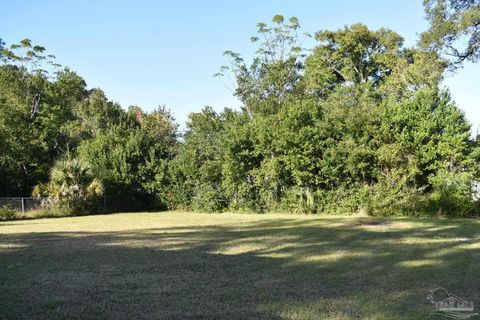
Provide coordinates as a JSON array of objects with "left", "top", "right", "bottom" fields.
[{"left": 2, "top": 0, "right": 479, "bottom": 131}]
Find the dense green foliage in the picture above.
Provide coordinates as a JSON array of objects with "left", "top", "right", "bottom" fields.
[
  {"left": 32, "top": 156, "right": 104, "bottom": 213},
  {"left": 176, "top": 17, "right": 480, "bottom": 216},
  {"left": 0, "top": 38, "right": 177, "bottom": 212},
  {"left": 0, "top": 205, "right": 16, "bottom": 221},
  {"left": 0, "top": 14, "right": 479, "bottom": 216}
]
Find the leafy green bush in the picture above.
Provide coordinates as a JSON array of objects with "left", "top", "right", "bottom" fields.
[
  {"left": 427, "top": 170, "right": 478, "bottom": 217},
  {"left": 363, "top": 184, "right": 427, "bottom": 216},
  {"left": 191, "top": 184, "right": 226, "bottom": 213},
  {"left": 313, "top": 186, "right": 370, "bottom": 215},
  {"left": 281, "top": 187, "right": 316, "bottom": 213},
  {"left": 32, "top": 156, "right": 104, "bottom": 214},
  {"left": 0, "top": 206, "right": 16, "bottom": 221}
]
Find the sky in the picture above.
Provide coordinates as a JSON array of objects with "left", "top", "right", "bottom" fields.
[{"left": 1, "top": 0, "right": 479, "bottom": 132}]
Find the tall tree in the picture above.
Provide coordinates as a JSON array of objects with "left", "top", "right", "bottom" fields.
[
  {"left": 216, "top": 15, "right": 305, "bottom": 117},
  {"left": 0, "top": 39, "right": 63, "bottom": 195},
  {"left": 304, "top": 24, "right": 446, "bottom": 100},
  {"left": 171, "top": 107, "right": 227, "bottom": 211},
  {"left": 422, "top": 0, "right": 480, "bottom": 65}
]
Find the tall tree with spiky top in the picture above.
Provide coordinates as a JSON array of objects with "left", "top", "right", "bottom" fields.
[{"left": 216, "top": 15, "right": 306, "bottom": 118}]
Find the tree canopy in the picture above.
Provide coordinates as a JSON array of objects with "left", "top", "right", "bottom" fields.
[
  {"left": 422, "top": 0, "right": 480, "bottom": 65},
  {"left": 1, "top": 14, "right": 479, "bottom": 217}
]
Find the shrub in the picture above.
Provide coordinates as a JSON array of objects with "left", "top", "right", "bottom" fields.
[
  {"left": 363, "top": 184, "right": 427, "bottom": 216},
  {"left": 281, "top": 187, "right": 316, "bottom": 213},
  {"left": 32, "top": 156, "right": 104, "bottom": 214},
  {"left": 427, "top": 170, "right": 478, "bottom": 217},
  {"left": 0, "top": 206, "right": 16, "bottom": 221},
  {"left": 314, "top": 186, "right": 370, "bottom": 215},
  {"left": 191, "top": 184, "right": 226, "bottom": 212}
]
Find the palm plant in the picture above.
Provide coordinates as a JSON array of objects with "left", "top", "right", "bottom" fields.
[{"left": 33, "top": 156, "right": 103, "bottom": 212}]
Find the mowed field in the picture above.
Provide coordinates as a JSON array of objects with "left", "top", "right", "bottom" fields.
[{"left": 1, "top": 212, "right": 480, "bottom": 319}]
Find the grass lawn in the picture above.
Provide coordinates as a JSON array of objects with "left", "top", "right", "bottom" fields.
[{"left": 1, "top": 212, "right": 480, "bottom": 319}]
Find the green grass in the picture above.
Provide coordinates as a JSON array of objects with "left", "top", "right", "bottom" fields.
[{"left": 1, "top": 212, "right": 480, "bottom": 319}]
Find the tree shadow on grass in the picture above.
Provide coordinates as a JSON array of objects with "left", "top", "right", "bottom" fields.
[{"left": 0, "top": 217, "right": 479, "bottom": 319}]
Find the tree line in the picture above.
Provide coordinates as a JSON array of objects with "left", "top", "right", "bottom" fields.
[{"left": 1, "top": 2, "right": 480, "bottom": 216}]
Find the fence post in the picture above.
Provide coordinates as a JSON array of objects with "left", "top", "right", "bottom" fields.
[
  {"left": 21, "top": 197, "right": 25, "bottom": 214},
  {"left": 104, "top": 196, "right": 107, "bottom": 212}
]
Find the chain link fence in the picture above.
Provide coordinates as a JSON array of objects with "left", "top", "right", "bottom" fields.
[
  {"left": 0, "top": 197, "right": 49, "bottom": 213},
  {"left": 0, "top": 196, "right": 146, "bottom": 214}
]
